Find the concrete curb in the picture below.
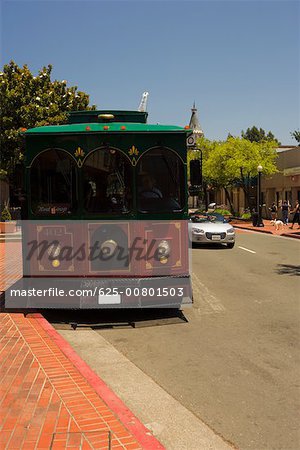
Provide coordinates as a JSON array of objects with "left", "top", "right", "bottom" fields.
[
  {"left": 59, "top": 328, "right": 235, "bottom": 450},
  {"left": 233, "top": 224, "right": 273, "bottom": 234},
  {"left": 233, "top": 224, "right": 300, "bottom": 239},
  {"left": 33, "top": 314, "right": 165, "bottom": 450},
  {"left": 281, "top": 233, "right": 300, "bottom": 239}
]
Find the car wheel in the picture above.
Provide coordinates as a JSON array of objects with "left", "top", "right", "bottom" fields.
[{"left": 227, "top": 242, "right": 235, "bottom": 249}]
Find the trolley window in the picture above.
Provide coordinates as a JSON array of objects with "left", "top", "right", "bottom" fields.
[
  {"left": 137, "top": 148, "right": 184, "bottom": 213},
  {"left": 30, "top": 149, "right": 77, "bottom": 215},
  {"left": 82, "top": 148, "right": 132, "bottom": 214}
]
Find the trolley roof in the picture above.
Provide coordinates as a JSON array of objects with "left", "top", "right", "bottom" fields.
[
  {"left": 24, "top": 123, "right": 189, "bottom": 134},
  {"left": 24, "top": 110, "right": 192, "bottom": 135}
]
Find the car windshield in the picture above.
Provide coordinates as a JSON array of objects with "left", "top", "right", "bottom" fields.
[{"left": 190, "top": 213, "right": 226, "bottom": 223}]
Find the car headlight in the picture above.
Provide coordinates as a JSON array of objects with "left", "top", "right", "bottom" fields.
[
  {"left": 157, "top": 240, "right": 171, "bottom": 258},
  {"left": 192, "top": 228, "right": 205, "bottom": 234},
  {"left": 226, "top": 228, "right": 235, "bottom": 234}
]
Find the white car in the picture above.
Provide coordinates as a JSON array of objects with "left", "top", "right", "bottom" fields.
[{"left": 189, "top": 212, "right": 235, "bottom": 248}]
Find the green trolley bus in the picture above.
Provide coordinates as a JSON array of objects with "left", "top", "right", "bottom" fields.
[{"left": 14, "top": 109, "right": 193, "bottom": 309}]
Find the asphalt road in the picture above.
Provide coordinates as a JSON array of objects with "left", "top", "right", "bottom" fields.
[
  {"left": 92, "top": 231, "right": 300, "bottom": 450},
  {"left": 54, "top": 231, "right": 300, "bottom": 450}
]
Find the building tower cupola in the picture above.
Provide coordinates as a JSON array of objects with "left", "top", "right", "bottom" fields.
[{"left": 189, "top": 102, "right": 204, "bottom": 138}]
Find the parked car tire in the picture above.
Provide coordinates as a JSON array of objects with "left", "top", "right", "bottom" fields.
[{"left": 227, "top": 242, "right": 235, "bottom": 249}]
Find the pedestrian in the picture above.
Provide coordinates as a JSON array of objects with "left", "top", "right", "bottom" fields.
[
  {"left": 290, "top": 200, "right": 300, "bottom": 229},
  {"left": 269, "top": 202, "right": 277, "bottom": 220},
  {"left": 281, "top": 200, "right": 289, "bottom": 225},
  {"left": 251, "top": 207, "right": 259, "bottom": 227}
]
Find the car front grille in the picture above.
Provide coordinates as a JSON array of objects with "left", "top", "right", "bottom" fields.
[{"left": 206, "top": 232, "right": 226, "bottom": 240}]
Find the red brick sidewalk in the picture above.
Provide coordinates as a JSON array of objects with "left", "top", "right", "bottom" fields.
[
  {"left": 0, "top": 313, "right": 164, "bottom": 450},
  {"left": 231, "top": 219, "right": 300, "bottom": 239},
  {"left": 0, "top": 242, "right": 22, "bottom": 292}
]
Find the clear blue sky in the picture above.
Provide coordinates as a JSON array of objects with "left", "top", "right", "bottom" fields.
[{"left": 1, "top": 0, "right": 299, "bottom": 144}]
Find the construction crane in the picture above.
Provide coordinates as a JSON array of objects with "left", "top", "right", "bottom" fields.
[{"left": 138, "top": 92, "right": 149, "bottom": 112}]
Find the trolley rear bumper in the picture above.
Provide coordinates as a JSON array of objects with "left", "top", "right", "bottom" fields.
[{"left": 4, "top": 276, "right": 193, "bottom": 309}]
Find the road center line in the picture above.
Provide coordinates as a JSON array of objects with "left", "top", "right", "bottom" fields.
[{"left": 238, "top": 246, "right": 256, "bottom": 254}]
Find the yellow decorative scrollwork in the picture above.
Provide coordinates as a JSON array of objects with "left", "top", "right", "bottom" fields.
[
  {"left": 128, "top": 145, "right": 139, "bottom": 166},
  {"left": 74, "top": 147, "right": 85, "bottom": 167},
  {"left": 129, "top": 145, "right": 139, "bottom": 156},
  {"left": 75, "top": 147, "right": 85, "bottom": 158}
]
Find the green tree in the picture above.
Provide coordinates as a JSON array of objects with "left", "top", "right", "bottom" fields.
[
  {"left": 291, "top": 130, "right": 300, "bottom": 145},
  {"left": 241, "top": 126, "right": 280, "bottom": 145},
  {"left": 204, "top": 140, "right": 238, "bottom": 213},
  {"left": 205, "top": 137, "right": 278, "bottom": 211},
  {"left": 0, "top": 60, "right": 95, "bottom": 177}
]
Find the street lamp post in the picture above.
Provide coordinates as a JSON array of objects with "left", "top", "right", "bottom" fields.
[{"left": 257, "top": 164, "right": 264, "bottom": 227}]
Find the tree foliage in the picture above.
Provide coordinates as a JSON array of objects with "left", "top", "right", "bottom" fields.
[
  {"left": 291, "top": 130, "right": 300, "bottom": 145},
  {"left": 0, "top": 60, "right": 95, "bottom": 176},
  {"left": 241, "top": 126, "right": 280, "bottom": 145},
  {"left": 190, "top": 136, "right": 278, "bottom": 213},
  {"left": 1, "top": 204, "right": 12, "bottom": 221}
]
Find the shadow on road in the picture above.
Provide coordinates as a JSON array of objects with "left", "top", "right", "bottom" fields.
[
  {"left": 192, "top": 243, "right": 233, "bottom": 250},
  {"left": 0, "top": 291, "right": 189, "bottom": 328},
  {"left": 276, "top": 264, "right": 300, "bottom": 276},
  {"left": 40, "top": 308, "right": 189, "bottom": 329}
]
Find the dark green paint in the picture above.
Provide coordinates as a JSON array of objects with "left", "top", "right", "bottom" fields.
[{"left": 24, "top": 110, "right": 191, "bottom": 220}]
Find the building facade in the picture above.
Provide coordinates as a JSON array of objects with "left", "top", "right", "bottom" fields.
[
  {"left": 261, "top": 146, "right": 300, "bottom": 212},
  {"left": 186, "top": 104, "right": 300, "bottom": 216},
  {"left": 213, "top": 146, "right": 300, "bottom": 217}
]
